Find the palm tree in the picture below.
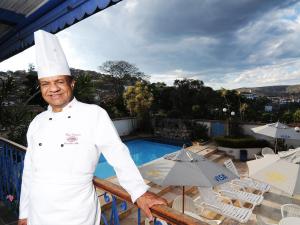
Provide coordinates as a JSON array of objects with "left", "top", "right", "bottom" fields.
[
  {"left": 240, "top": 103, "right": 248, "bottom": 121},
  {"left": 220, "top": 88, "right": 230, "bottom": 110}
]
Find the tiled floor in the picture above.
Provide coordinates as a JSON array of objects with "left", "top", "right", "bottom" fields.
[{"left": 0, "top": 202, "right": 18, "bottom": 225}]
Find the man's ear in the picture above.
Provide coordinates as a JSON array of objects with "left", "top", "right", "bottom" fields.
[{"left": 71, "top": 80, "right": 75, "bottom": 89}]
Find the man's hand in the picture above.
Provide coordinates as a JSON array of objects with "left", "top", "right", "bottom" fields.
[
  {"left": 18, "top": 218, "right": 27, "bottom": 225},
  {"left": 136, "top": 192, "right": 167, "bottom": 222}
]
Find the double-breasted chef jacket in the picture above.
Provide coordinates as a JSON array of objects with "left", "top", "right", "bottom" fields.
[{"left": 19, "top": 98, "right": 149, "bottom": 225}]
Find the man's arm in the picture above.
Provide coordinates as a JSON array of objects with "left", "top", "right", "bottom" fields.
[
  {"left": 94, "top": 108, "right": 167, "bottom": 218},
  {"left": 136, "top": 192, "right": 167, "bottom": 221}
]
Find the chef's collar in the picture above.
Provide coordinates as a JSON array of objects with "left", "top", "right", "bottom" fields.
[{"left": 47, "top": 97, "right": 78, "bottom": 113}]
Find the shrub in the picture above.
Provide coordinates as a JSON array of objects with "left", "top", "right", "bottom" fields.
[
  {"left": 167, "top": 109, "right": 182, "bottom": 118},
  {"left": 214, "top": 136, "right": 269, "bottom": 148},
  {"left": 191, "top": 123, "right": 209, "bottom": 141}
]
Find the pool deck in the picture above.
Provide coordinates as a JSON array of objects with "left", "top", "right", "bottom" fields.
[{"left": 99, "top": 142, "right": 300, "bottom": 225}]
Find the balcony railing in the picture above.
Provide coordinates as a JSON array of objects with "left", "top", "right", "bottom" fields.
[
  {"left": 0, "top": 136, "right": 207, "bottom": 225},
  {"left": 0, "top": 137, "right": 26, "bottom": 215}
]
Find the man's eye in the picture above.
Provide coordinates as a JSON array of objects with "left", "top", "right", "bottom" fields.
[{"left": 41, "top": 83, "right": 48, "bottom": 86}]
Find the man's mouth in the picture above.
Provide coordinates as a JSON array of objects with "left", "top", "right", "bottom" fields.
[{"left": 49, "top": 94, "right": 62, "bottom": 99}]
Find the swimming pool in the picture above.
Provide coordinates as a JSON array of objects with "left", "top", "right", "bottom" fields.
[{"left": 94, "top": 139, "right": 181, "bottom": 179}]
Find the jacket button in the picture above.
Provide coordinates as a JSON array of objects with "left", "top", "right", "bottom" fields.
[
  {"left": 49, "top": 118, "right": 52, "bottom": 120},
  {"left": 61, "top": 144, "right": 64, "bottom": 147},
  {"left": 39, "top": 143, "right": 42, "bottom": 146}
]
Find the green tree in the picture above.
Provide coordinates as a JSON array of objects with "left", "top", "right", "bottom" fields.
[
  {"left": 99, "top": 61, "right": 148, "bottom": 96},
  {"left": 0, "top": 74, "right": 16, "bottom": 127},
  {"left": 173, "top": 79, "right": 204, "bottom": 117},
  {"left": 73, "top": 72, "right": 96, "bottom": 104},
  {"left": 123, "top": 81, "right": 153, "bottom": 117},
  {"left": 240, "top": 103, "right": 248, "bottom": 121},
  {"left": 123, "top": 81, "right": 153, "bottom": 131},
  {"left": 281, "top": 111, "right": 293, "bottom": 124},
  {"left": 23, "top": 64, "right": 44, "bottom": 106},
  {"left": 293, "top": 109, "right": 300, "bottom": 122}
]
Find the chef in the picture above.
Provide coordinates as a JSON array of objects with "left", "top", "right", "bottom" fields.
[{"left": 18, "top": 30, "right": 166, "bottom": 225}]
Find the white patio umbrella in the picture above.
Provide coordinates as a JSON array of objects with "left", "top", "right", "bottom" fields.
[
  {"left": 251, "top": 122, "right": 300, "bottom": 153},
  {"left": 247, "top": 155, "right": 300, "bottom": 196},
  {"left": 139, "top": 148, "right": 237, "bottom": 213}
]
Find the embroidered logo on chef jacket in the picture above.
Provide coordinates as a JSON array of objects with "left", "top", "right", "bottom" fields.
[{"left": 64, "top": 133, "right": 80, "bottom": 144}]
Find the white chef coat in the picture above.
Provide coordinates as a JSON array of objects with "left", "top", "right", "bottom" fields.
[{"left": 19, "top": 98, "right": 149, "bottom": 225}]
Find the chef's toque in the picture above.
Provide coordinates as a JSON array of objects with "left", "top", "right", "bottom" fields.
[{"left": 34, "top": 30, "right": 71, "bottom": 79}]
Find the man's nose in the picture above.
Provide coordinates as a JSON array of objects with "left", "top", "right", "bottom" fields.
[{"left": 49, "top": 83, "right": 60, "bottom": 92}]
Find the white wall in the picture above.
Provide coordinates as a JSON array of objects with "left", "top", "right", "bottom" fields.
[
  {"left": 196, "top": 120, "right": 300, "bottom": 148},
  {"left": 218, "top": 146, "right": 261, "bottom": 160},
  {"left": 113, "top": 118, "right": 137, "bottom": 136}
]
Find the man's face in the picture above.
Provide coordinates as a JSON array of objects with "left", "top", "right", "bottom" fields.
[{"left": 39, "top": 75, "right": 75, "bottom": 112}]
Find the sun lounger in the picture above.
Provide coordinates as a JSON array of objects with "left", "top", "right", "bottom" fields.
[
  {"left": 254, "top": 154, "right": 263, "bottom": 159},
  {"left": 172, "top": 196, "right": 198, "bottom": 213},
  {"left": 256, "top": 215, "right": 277, "bottom": 225},
  {"left": 281, "top": 204, "right": 300, "bottom": 218},
  {"left": 224, "top": 159, "right": 270, "bottom": 194},
  {"left": 195, "top": 187, "right": 252, "bottom": 223},
  {"left": 184, "top": 211, "right": 221, "bottom": 225},
  {"left": 218, "top": 182, "right": 263, "bottom": 208},
  {"left": 261, "top": 147, "right": 275, "bottom": 157},
  {"left": 172, "top": 196, "right": 221, "bottom": 225}
]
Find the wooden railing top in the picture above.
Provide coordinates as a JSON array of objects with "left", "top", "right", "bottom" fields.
[
  {"left": 0, "top": 136, "right": 27, "bottom": 152},
  {"left": 93, "top": 177, "right": 208, "bottom": 225}
]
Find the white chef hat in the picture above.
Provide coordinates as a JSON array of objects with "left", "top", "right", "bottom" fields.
[{"left": 34, "top": 30, "right": 71, "bottom": 79}]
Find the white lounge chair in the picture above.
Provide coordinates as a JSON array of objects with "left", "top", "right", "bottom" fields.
[
  {"left": 224, "top": 159, "right": 270, "bottom": 194},
  {"left": 172, "top": 196, "right": 221, "bottom": 225},
  {"left": 261, "top": 147, "right": 275, "bottom": 157},
  {"left": 256, "top": 215, "right": 277, "bottom": 225},
  {"left": 195, "top": 187, "right": 252, "bottom": 223},
  {"left": 254, "top": 154, "right": 263, "bottom": 159},
  {"left": 184, "top": 211, "right": 221, "bottom": 225},
  {"left": 172, "top": 196, "right": 197, "bottom": 213},
  {"left": 291, "top": 151, "right": 300, "bottom": 164},
  {"left": 218, "top": 182, "right": 264, "bottom": 208},
  {"left": 281, "top": 204, "right": 300, "bottom": 218}
]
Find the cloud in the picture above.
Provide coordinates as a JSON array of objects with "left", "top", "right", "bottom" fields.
[
  {"left": 232, "top": 58, "right": 300, "bottom": 87},
  {"left": 0, "top": 47, "right": 35, "bottom": 72},
  {"left": 1, "top": 0, "right": 300, "bottom": 90}
]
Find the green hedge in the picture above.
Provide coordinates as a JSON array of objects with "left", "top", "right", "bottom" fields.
[{"left": 214, "top": 136, "right": 270, "bottom": 148}]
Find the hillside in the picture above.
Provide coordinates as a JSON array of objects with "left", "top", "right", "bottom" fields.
[{"left": 236, "top": 84, "right": 300, "bottom": 97}]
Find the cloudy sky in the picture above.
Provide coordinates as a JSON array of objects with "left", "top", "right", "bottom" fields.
[{"left": 1, "top": 0, "right": 300, "bottom": 89}]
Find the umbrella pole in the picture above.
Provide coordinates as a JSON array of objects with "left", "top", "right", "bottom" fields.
[
  {"left": 182, "top": 186, "right": 185, "bottom": 214},
  {"left": 275, "top": 138, "right": 277, "bottom": 153}
]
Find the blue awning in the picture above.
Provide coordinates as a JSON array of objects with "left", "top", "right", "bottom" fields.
[{"left": 0, "top": 0, "right": 122, "bottom": 62}]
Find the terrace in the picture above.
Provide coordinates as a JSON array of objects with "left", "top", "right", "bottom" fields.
[{"left": 1, "top": 136, "right": 299, "bottom": 225}]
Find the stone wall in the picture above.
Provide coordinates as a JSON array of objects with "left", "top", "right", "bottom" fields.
[{"left": 153, "top": 118, "right": 192, "bottom": 140}]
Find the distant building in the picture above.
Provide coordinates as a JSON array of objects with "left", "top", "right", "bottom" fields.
[
  {"left": 264, "top": 105, "right": 272, "bottom": 112},
  {"left": 240, "top": 91, "right": 257, "bottom": 99},
  {"left": 268, "top": 96, "right": 300, "bottom": 105}
]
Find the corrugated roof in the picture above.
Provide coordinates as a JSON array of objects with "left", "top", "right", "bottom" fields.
[{"left": 0, "top": 0, "right": 122, "bottom": 62}]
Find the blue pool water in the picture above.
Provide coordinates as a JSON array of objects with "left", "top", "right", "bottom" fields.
[{"left": 94, "top": 139, "right": 181, "bottom": 179}]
